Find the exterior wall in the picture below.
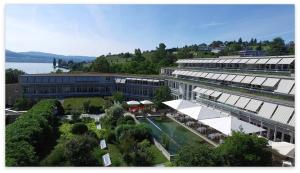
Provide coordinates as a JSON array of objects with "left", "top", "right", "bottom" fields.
[
  {"left": 6, "top": 83, "right": 23, "bottom": 106},
  {"left": 19, "top": 74, "right": 164, "bottom": 100},
  {"left": 166, "top": 77, "right": 295, "bottom": 143}
]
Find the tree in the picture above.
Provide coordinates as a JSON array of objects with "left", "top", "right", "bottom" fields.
[
  {"left": 268, "top": 37, "right": 286, "bottom": 55},
  {"left": 112, "top": 91, "right": 124, "bottom": 103},
  {"left": 83, "top": 100, "right": 91, "bottom": 113},
  {"left": 153, "top": 86, "right": 172, "bottom": 108},
  {"left": 89, "top": 56, "right": 110, "bottom": 72},
  {"left": 217, "top": 132, "right": 272, "bottom": 166},
  {"left": 64, "top": 136, "right": 98, "bottom": 166},
  {"left": 71, "top": 123, "right": 88, "bottom": 135},
  {"left": 151, "top": 43, "right": 167, "bottom": 63},
  {"left": 133, "top": 49, "right": 145, "bottom": 61},
  {"left": 53, "top": 58, "right": 57, "bottom": 68},
  {"left": 5, "top": 68, "right": 25, "bottom": 84},
  {"left": 174, "top": 144, "right": 221, "bottom": 166},
  {"left": 13, "top": 98, "right": 36, "bottom": 111}
]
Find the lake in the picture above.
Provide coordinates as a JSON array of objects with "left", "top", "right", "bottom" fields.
[{"left": 6, "top": 62, "right": 69, "bottom": 74}]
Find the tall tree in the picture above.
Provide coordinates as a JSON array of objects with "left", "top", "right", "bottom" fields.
[
  {"left": 269, "top": 37, "right": 286, "bottom": 55},
  {"left": 53, "top": 58, "right": 56, "bottom": 68},
  {"left": 153, "top": 86, "right": 171, "bottom": 108},
  {"left": 90, "top": 56, "right": 110, "bottom": 72},
  {"left": 5, "top": 68, "right": 25, "bottom": 84},
  {"left": 217, "top": 132, "right": 272, "bottom": 166}
]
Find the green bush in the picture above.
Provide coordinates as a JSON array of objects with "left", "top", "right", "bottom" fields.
[
  {"left": 71, "top": 123, "right": 88, "bottom": 135},
  {"left": 6, "top": 99, "right": 63, "bottom": 166},
  {"left": 116, "top": 116, "right": 135, "bottom": 126},
  {"left": 13, "top": 98, "right": 36, "bottom": 111},
  {"left": 64, "top": 136, "right": 99, "bottom": 166}
]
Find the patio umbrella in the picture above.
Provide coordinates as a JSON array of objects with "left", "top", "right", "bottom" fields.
[
  {"left": 199, "top": 116, "right": 265, "bottom": 136},
  {"left": 163, "top": 99, "right": 198, "bottom": 110},
  {"left": 140, "top": 100, "right": 154, "bottom": 105},
  {"left": 178, "top": 105, "right": 228, "bottom": 120},
  {"left": 126, "top": 100, "right": 140, "bottom": 105},
  {"left": 268, "top": 141, "right": 295, "bottom": 158}
]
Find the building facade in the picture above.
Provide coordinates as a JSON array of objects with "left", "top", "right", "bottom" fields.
[
  {"left": 19, "top": 73, "right": 164, "bottom": 100},
  {"left": 161, "top": 55, "right": 295, "bottom": 144}
]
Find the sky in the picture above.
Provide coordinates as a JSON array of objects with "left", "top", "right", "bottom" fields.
[{"left": 5, "top": 4, "right": 295, "bottom": 57}]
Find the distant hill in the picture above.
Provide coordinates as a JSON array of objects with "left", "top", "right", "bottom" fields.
[{"left": 6, "top": 50, "right": 96, "bottom": 63}]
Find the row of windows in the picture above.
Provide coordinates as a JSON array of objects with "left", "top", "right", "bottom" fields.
[{"left": 20, "top": 76, "right": 112, "bottom": 83}]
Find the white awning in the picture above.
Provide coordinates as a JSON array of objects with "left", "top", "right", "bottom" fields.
[
  {"left": 234, "top": 97, "right": 251, "bottom": 109},
  {"left": 289, "top": 85, "right": 295, "bottom": 95},
  {"left": 217, "top": 93, "right": 231, "bottom": 103},
  {"left": 268, "top": 141, "right": 295, "bottom": 158},
  {"left": 246, "top": 59, "right": 259, "bottom": 64},
  {"left": 245, "top": 99, "right": 263, "bottom": 112},
  {"left": 265, "top": 58, "right": 282, "bottom": 64},
  {"left": 217, "top": 74, "right": 228, "bottom": 81},
  {"left": 225, "top": 95, "right": 240, "bottom": 106},
  {"left": 199, "top": 116, "right": 265, "bottom": 136},
  {"left": 251, "top": 77, "right": 267, "bottom": 85},
  {"left": 271, "top": 105, "right": 294, "bottom": 124},
  {"left": 237, "top": 59, "right": 249, "bottom": 63},
  {"left": 224, "top": 75, "right": 237, "bottom": 82},
  {"left": 277, "top": 58, "right": 295, "bottom": 65},
  {"left": 231, "top": 59, "right": 241, "bottom": 63},
  {"left": 163, "top": 99, "right": 198, "bottom": 110},
  {"left": 172, "top": 70, "right": 180, "bottom": 75},
  {"left": 241, "top": 76, "right": 255, "bottom": 84},
  {"left": 192, "top": 87, "right": 202, "bottom": 93},
  {"left": 288, "top": 115, "right": 295, "bottom": 127},
  {"left": 224, "top": 59, "right": 233, "bottom": 63},
  {"left": 204, "top": 89, "right": 214, "bottom": 96},
  {"left": 211, "top": 73, "right": 221, "bottom": 80},
  {"left": 140, "top": 100, "right": 154, "bottom": 105},
  {"left": 179, "top": 105, "right": 228, "bottom": 120},
  {"left": 217, "top": 59, "right": 226, "bottom": 63},
  {"left": 200, "top": 72, "right": 208, "bottom": 78},
  {"left": 232, "top": 75, "right": 246, "bottom": 83},
  {"left": 255, "top": 58, "right": 269, "bottom": 64},
  {"left": 275, "top": 79, "right": 295, "bottom": 94},
  {"left": 210, "top": 91, "right": 222, "bottom": 98},
  {"left": 204, "top": 73, "right": 214, "bottom": 79},
  {"left": 127, "top": 100, "right": 140, "bottom": 105},
  {"left": 195, "top": 72, "right": 203, "bottom": 77},
  {"left": 257, "top": 102, "right": 278, "bottom": 119},
  {"left": 262, "top": 78, "right": 280, "bottom": 88}
]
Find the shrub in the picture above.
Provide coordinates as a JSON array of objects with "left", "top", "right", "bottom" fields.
[
  {"left": 6, "top": 99, "right": 62, "bottom": 166},
  {"left": 13, "top": 98, "right": 36, "bottom": 111},
  {"left": 64, "top": 136, "right": 99, "bottom": 166},
  {"left": 71, "top": 123, "right": 88, "bottom": 135},
  {"left": 117, "top": 116, "right": 135, "bottom": 126}
]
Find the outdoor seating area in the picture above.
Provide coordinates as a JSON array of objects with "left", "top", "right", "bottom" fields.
[
  {"left": 164, "top": 99, "right": 265, "bottom": 144},
  {"left": 126, "top": 100, "right": 155, "bottom": 113}
]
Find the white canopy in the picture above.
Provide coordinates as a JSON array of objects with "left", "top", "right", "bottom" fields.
[
  {"left": 269, "top": 141, "right": 295, "bottom": 158},
  {"left": 126, "top": 100, "right": 140, "bottom": 105},
  {"left": 163, "top": 99, "right": 198, "bottom": 110},
  {"left": 178, "top": 105, "right": 228, "bottom": 120},
  {"left": 199, "top": 116, "right": 265, "bottom": 136},
  {"left": 140, "top": 100, "right": 154, "bottom": 105}
]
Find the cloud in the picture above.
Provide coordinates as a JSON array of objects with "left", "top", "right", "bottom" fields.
[{"left": 198, "top": 22, "right": 226, "bottom": 29}]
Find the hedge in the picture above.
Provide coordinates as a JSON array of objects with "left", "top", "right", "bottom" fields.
[{"left": 6, "top": 99, "right": 64, "bottom": 166}]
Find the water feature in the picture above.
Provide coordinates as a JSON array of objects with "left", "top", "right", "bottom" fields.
[{"left": 139, "top": 116, "right": 207, "bottom": 155}]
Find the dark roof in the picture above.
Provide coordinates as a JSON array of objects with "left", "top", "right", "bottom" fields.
[{"left": 20, "top": 72, "right": 163, "bottom": 79}]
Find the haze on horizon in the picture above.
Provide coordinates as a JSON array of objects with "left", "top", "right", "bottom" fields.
[{"left": 5, "top": 4, "right": 295, "bottom": 57}]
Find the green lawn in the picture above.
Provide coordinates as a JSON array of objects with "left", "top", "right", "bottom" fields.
[
  {"left": 108, "top": 144, "right": 127, "bottom": 166},
  {"left": 63, "top": 97, "right": 105, "bottom": 114},
  {"left": 149, "top": 145, "right": 168, "bottom": 165}
]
